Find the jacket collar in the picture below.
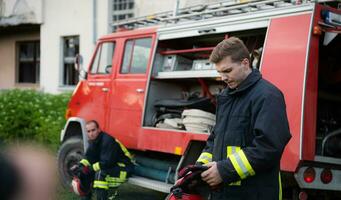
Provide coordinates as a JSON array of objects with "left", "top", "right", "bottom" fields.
[{"left": 223, "top": 69, "right": 262, "bottom": 96}]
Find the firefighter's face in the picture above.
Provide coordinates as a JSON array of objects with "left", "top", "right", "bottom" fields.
[
  {"left": 86, "top": 122, "right": 101, "bottom": 141},
  {"left": 215, "top": 56, "right": 252, "bottom": 89}
]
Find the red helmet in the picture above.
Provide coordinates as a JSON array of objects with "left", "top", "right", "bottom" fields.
[
  {"left": 166, "top": 193, "right": 204, "bottom": 200},
  {"left": 70, "top": 165, "right": 92, "bottom": 196},
  {"left": 167, "top": 165, "right": 209, "bottom": 200},
  {"left": 71, "top": 177, "right": 88, "bottom": 196}
]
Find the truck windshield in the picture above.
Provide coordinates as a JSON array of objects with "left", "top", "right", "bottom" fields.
[{"left": 90, "top": 42, "right": 116, "bottom": 74}]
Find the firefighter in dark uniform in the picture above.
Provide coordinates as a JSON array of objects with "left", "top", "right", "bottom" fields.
[
  {"left": 197, "top": 37, "right": 291, "bottom": 200},
  {"left": 79, "top": 120, "right": 134, "bottom": 200}
]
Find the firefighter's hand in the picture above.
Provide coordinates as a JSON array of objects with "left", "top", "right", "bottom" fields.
[
  {"left": 70, "top": 164, "right": 80, "bottom": 176},
  {"left": 201, "top": 162, "right": 223, "bottom": 187}
]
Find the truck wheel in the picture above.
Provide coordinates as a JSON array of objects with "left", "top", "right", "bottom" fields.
[{"left": 57, "top": 137, "right": 84, "bottom": 188}]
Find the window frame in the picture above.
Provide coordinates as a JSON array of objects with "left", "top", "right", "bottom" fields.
[
  {"left": 120, "top": 37, "right": 153, "bottom": 74},
  {"left": 16, "top": 40, "right": 40, "bottom": 84},
  {"left": 89, "top": 41, "right": 116, "bottom": 75},
  {"left": 61, "top": 35, "right": 80, "bottom": 86}
]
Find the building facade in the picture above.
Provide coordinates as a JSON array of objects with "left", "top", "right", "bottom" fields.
[{"left": 0, "top": 0, "right": 219, "bottom": 93}]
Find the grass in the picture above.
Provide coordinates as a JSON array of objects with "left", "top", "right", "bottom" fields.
[{"left": 57, "top": 183, "right": 167, "bottom": 200}]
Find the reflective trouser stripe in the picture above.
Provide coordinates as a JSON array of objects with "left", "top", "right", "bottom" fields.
[
  {"left": 80, "top": 159, "right": 90, "bottom": 167},
  {"left": 229, "top": 150, "right": 255, "bottom": 179},
  {"left": 117, "top": 162, "right": 125, "bottom": 167},
  {"left": 94, "top": 180, "right": 109, "bottom": 190},
  {"left": 227, "top": 146, "right": 241, "bottom": 186},
  {"left": 106, "top": 171, "right": 127, "bottom": 188},
  {"left": 197, "top": 152, "right": 212, "bottom": 164},
  {"left": 279, "top": 172, "right": 282, "bottom": 200},
  {"left": 116, "top": 139, "right": 133, "bottom": 161},
  {"left": 93, "top": 162, "right": 101, "bottom": 172}
]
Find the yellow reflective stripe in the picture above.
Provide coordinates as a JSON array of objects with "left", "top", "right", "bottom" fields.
[
  {"left": 93, "top": 162, "right": 101, "bottom": 172},
  {"left": 229, "top": 153, "right": 246, "bottom": 179},
  {"left": 229, "top": 150, "right": 255, "bottom": 179},
  {"left": 120, "top": 171, "right": 127, "bottom": 180},
  {"left": 279, "top": 172, "right": 282, "bottom": 200},
  {"left": 116, "top": 139, "right": 133, "bottom": 160},
  {"left": 197, "top": 152, "right": 212, "bottom": 164},
  {"left": 105, "top": 171, "right": 127, "bottom": 188},
  {"left": 118, "top": 162, "right": 126, "bottom": 167},
  {"left": 227, "top": 146, "right": 241, "bottom": 156},
  {"left": 227, "top": 146, "right": 241, "bottom": 186},
  {"left": 80, "top": 159, "right": 90, "bottom": 167},
  {"left": 237, "top": 150, "right": 255, "bottom": 176},
  {"left": 93, "top": 180, "right": 109, "bottom": 189}
]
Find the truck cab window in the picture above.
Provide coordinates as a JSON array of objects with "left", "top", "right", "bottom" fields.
[
  {"left": 90, "top": 42, "right": 115, "bottom": 74},
  {"left": 121, "top": 38, "right": 152, "bottom": 74}
]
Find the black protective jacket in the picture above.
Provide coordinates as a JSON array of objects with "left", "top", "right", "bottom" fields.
[
  {"left": 197, "top": 69, "right": 291, "bottom": 200},
  {"left": 85, "top": 132, "right": 133, "bottom": 172}
]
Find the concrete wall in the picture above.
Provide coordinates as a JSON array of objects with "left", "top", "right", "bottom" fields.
[
  {"left": 40, "top": 0, "right": 110, "bottom": 93},
  {"left": 0, "top": 0, "right": 43, "bottom": 25},
  {"left": 1, "top": 0, "right": 225, "bottom": 93},
  {"left": 0, "top": 30, "right": 39, "bottom": 89}
]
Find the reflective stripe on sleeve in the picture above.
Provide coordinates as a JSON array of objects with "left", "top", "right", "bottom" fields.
[
  {"left": 115, "top": 139, "right": 133, "bottom": 160},
  {"left": 80, "top": 159, "right": 90, "bottom": 167},
  {"left": 229, "top": 149, "right": 255, "bottom": 179},
  {"left": 93, "top": 162, "right": 101, "bottom": 172},
  {"left": 227, "top": 146, "right": 241, "bottom": 186},
  {"left": 197, "top": 152, "right": 212, "bottom": 164}
]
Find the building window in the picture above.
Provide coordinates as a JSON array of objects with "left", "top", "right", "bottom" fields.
[
  {"left": 63, "top": 36, "right": 79, "bottom": 86},
  {"left": 121, "top": 37, "right": 152, "bottom": 74},
  {"left": 17, "top": 41, "right": 40, "bottom": 83},
  {"left": 112, "top": 0, "right": 134, "bottom": 22}
]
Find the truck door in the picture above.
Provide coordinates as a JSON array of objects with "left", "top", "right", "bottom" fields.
[
  {"left": 109, "top": 35, "right": 155, "bottom": 147},
  {"left": 86, "top": 41, "right": 116, "bottom": 129}
]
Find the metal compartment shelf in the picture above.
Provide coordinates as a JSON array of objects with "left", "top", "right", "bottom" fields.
[{"left": 155, "top": 70, "right": 219, "bottom": 79}]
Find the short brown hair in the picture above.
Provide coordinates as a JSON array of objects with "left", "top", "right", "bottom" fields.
[
  {"left": 209, "top": 37, "right": 250, "bottom": 64},
  {"left": 86, "top": 120, "right": 99, "bottom": 128}
]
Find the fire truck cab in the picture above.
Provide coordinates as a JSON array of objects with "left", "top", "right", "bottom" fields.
[{"left": 58, "top": 0, "right": 341, "bottom": 198}]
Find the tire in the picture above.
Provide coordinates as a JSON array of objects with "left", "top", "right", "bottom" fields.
[{"left": 57, "top": 137, "right": 84, "bottom": 188}]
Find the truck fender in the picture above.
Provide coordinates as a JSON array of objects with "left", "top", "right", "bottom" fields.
[{"left": 61, "top": 117, "right": 89, "bottom": 151}]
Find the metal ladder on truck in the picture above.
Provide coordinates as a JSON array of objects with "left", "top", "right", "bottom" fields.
[{"left": 112, "top": 0, "right": 330, "bottom": 30}]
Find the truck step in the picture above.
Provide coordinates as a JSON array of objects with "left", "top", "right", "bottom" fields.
[{"left": 128, "top": 176, "right": 173, "bottom": 193}]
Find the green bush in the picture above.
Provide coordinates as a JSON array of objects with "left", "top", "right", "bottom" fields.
[{"left": 0, "top": 89, "right": 71, "bottom": 150}]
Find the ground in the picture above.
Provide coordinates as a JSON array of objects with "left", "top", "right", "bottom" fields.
[{"left": 57, "top": 183, "right": 168, "bottom": 200}]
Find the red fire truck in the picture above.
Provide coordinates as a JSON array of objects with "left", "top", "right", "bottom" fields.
[{"left": 58, "top": 0, "right": 341, "bottom": 198}]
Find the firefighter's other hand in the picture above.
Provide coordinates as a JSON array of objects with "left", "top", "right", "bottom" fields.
[
  {"left": 70, "top": 164, "right": 80, "bottom": 175},
  {"left": 201, "top": 162, "right": 223, "bottom": 187}
]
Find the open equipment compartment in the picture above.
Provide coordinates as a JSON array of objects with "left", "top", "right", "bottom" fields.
[
  {"left": 316, "top": 32, "right": 341, "bottom": 158},
  {"left": 143, "top": 29, "right": 266, "bottom": 133}
]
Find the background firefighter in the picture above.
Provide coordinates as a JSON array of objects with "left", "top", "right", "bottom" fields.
[
  {"left": 73, "top": 120, "right": 134, "bottom": 200},
  {"left": 196, "top": 37, "right": 291, "bottom": 200}
]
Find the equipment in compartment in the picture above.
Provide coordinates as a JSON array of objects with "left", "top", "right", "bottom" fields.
[
  {"left": 182, "top": 109, "right": 216, "bottom": 133},
  {"left": 162, "top": 55, "right": 193, "bottom": 72},
  {"left": 192, "top": 59, "right": 215, "bottom": 70},
  {"left": 153, "top": 96, "right": 216, "bottom": 133}
]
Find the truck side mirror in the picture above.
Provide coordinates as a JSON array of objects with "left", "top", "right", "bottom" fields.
[
  {"left": 74, "top": 54, "right": 82, "bottom": 71},
  {"left": 74, "top": 54, "right": 87, "bottom": 80}
]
